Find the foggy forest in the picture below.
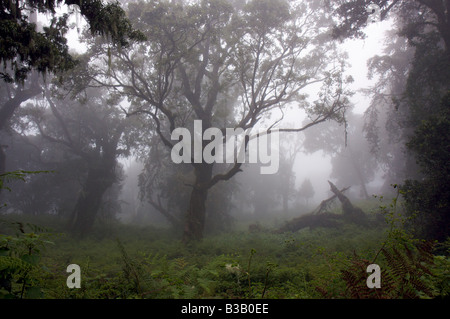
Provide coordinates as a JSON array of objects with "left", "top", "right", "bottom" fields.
[{"left": 0, "top": 0, "right": 449, "bottom": 302}]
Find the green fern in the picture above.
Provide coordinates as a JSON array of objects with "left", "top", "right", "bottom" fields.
[
  {"left": 381, "top": 241, "right": 435, "bottom": 298},
  {"left": 338, "top": 241, "right": 436, "bottom": 299},
  {"left": 0, "top": 254, "right": 42, "bottom": 298},
  {"left": 116, "top": 239, "right": 144, "bottom": 295},
  {"left": 173, "top": 257, "right": 189, "bottom": 270},
  {"left": 0, "top": 217, "right": 58, "bottom": 298}
]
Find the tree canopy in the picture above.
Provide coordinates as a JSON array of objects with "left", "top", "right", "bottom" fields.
[
  {"left": 76, "top": 0, "right": 353, "bottom": 241},
  {"left": 0, "top": 0, "right": 145, "bottom": 83}
]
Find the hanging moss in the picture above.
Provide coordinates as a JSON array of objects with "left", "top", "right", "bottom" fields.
[{"left": 0, "top": 0, "right": 145, "bottom": 83}]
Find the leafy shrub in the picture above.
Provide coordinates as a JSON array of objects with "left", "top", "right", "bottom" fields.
[{"left": 0, "top": 220, "right": 56, "bottom": 298}]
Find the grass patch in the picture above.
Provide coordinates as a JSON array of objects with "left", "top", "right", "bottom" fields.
[{"left": 1, "top": 212, "right": 448, "bottom": 299}]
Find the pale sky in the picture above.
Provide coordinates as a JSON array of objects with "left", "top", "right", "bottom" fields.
[{"left": 345, "top": 21, "right": 393, "bottom": 114}]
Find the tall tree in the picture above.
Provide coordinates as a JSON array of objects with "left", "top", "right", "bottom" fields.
[
  {"left": 330, "top": 0, "right": 450, "bottom": 240},
  {"left": 299, "top": 178, "right": 315, "bottom": 206},
  {"left": 362, "top": 33, "right": 418, "bottom": 193},
  {"left": 0, "top": 128, "right": 85, "bottom": 216},
  {"left": 20, "top": 83, "right": 132, "bottom": 235},
  {"left": 84, "top": 0, "right": 353, "bottom": 242},
  {"left": 0, "top": 0, "right": 144, "bottom": 182}
]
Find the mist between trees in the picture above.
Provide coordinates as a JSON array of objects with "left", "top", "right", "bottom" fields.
[{"left": 0, "top": 0, "right": 448, "bottom": 247}]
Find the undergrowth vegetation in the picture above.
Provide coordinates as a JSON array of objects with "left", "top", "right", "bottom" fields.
[{"left": 1, "top": 200, "right": 449, "bottom": 299}]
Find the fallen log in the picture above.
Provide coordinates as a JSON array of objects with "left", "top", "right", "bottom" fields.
[
  {"left": 276, "top": 182, "right": 368, "bottom": 233},
  {"left": 275, "top": 212, "right": 343, "bottom": 233}
]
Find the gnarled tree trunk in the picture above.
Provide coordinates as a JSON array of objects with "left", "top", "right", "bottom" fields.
[
  {"left": 69, "top": 160, "right": 117, "bottom": 236},
  {"left": 0, "top": 78, "right": 41, "bottom": 191},
  {"left": 182, "top": 163, "right": 213, "bottom": 243}
]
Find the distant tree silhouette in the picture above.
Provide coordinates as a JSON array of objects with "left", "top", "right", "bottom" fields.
[{"left": 299, "top": 178, "right": 315, "bottom": 206}]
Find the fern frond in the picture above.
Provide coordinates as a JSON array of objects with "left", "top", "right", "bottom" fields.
[
  {"left": 315, "top": 286, "right": 332, "bottom": 299},
  {"left": 392, "top": 247, "right": 410, "bottom": 278},
  {"left": 173, "top": 257, "right": 188, "bottom": 270},
  {"left": 417, "top": 241, "right": 435, "bottom": 265},
  {"left": 409, "top": 275, "right": 433, "bottom": 297}
]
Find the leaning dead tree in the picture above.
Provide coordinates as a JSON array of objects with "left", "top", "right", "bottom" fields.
[
  {"left": 276, "top": 181, "right": 368, "bottom": 233},
  {"left": 327, "top": 180, "right": 367, "bottom": 224},
  {"left": 312, "top": 185, "right": 350, "bottom": 216}
]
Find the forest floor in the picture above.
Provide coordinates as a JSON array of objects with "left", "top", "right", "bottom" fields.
[{"left": 1, "top": 200, "right": 449, "bottom": 299}]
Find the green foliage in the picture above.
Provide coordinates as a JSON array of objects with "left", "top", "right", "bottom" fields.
[
  {"left": 0, "top": 11, "right": 75, "bottom": 83},
  {"left": 335, "top": 241, "right": 437, "bottom": 299},
  {"left": 0, "top": 209, "right": 448, "bottom": 299},
  {"left": 318, "top": 194, "right": 450, "bottom": 299},
  {"left": 0, "top": 219, "right": 57, "bottom": 298},
  {"left": 402, "top": 92, "right": 450, "bottom": 241},
  {"left": 35, "top": 220, "right": 378, "bottom": 299}
]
